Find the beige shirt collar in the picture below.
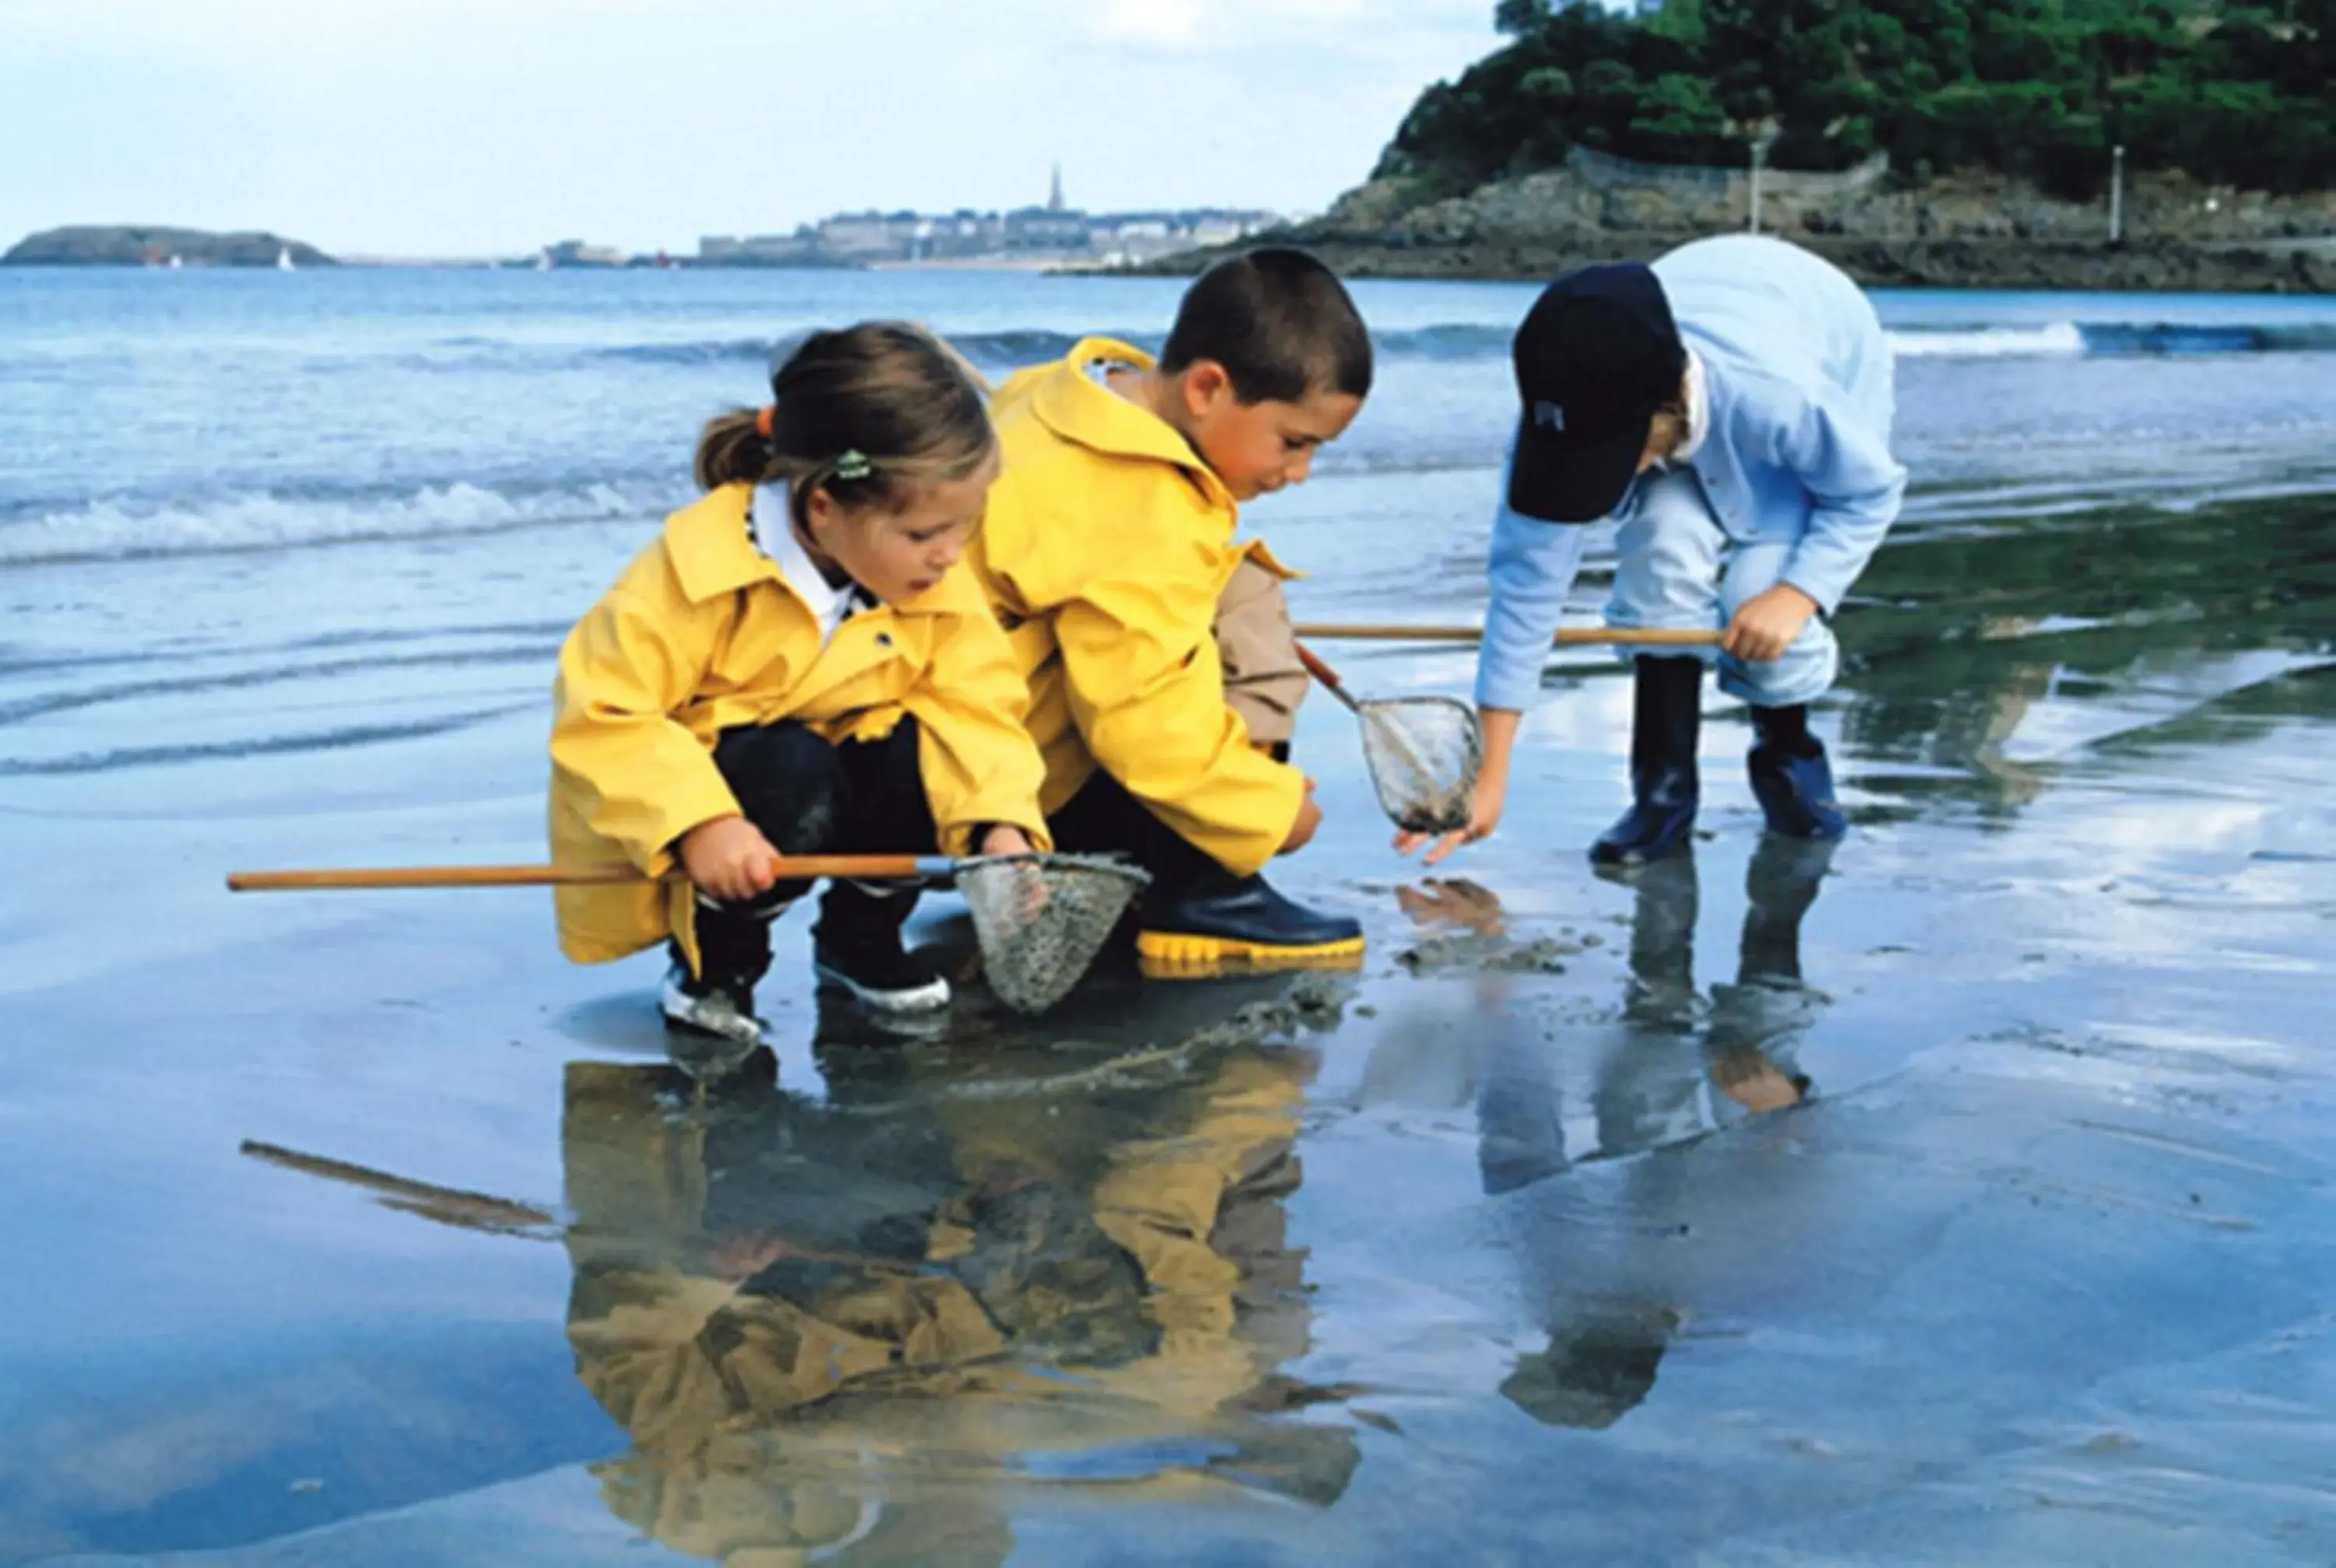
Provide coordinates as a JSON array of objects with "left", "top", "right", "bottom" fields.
[{"left": 1671, "top": 347, "right": 1711, "bottom": 464}]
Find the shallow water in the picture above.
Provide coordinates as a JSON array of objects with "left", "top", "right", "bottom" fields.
[{"left": 5, "top": 271, "right": 2336, "bottom": 1564}]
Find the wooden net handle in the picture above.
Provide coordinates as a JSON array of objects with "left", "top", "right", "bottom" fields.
[
  {"left": 1292, "top": 640, "right": 1362, "bottom": 714},
  {"left": 1294, "top": 623, "right": 1723, "bottom": 648},
  {"left": 226, "top": 853, "right": 945, "bottom": 893}
]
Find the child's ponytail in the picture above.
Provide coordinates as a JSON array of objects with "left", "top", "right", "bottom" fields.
[
  {"left": 691, "top": 323, "right": 995, "bottom": 526},
  {"left": 692, "top": 410, "right": 773, "bottom": 491}
]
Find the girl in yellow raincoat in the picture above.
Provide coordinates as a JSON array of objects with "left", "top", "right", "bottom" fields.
[{"left": 548, "top": 324, "right": 1050, "bottom": 1044}]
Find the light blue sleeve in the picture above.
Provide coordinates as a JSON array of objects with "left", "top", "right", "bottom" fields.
[
  {"left": 1775, "top": 391, "right": 1907, "bottom": 616},
  {"left": 1475, "top": 453, "right": 1594, "bottom": 712}
]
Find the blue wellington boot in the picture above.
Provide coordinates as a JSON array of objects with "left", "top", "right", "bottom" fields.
[
  {"left": 1590, "top": 656, "right": 1703, "bottom": 869},
  {"left": 1136, "top": 865, "right": 1364, "bottom": 976},
  {"left": 1747, "top": 705, "right": 1847, "bottom": 842}
]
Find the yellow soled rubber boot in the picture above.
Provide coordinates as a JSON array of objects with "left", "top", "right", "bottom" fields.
[{"left": 1135, "top": 869, "right": 1364, "bottom": 979}]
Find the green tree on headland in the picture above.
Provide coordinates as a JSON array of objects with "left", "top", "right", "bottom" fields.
[{"left": 1380, "top": 1, "right": 2336, "bottom": 199}]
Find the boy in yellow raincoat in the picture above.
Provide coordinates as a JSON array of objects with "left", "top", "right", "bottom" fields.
[
  {"left": 970, "top": 248, "right": 1372, "bottom": 973},
  {"left": 549, "top": 324, "right": 1048, "bottom": 1043}
]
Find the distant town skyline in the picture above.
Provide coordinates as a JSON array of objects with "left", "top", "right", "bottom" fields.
[
  {"left": 0, "top": 0, "right": 1500, "bottom": 258},
  {"left": 509, "top": 181, "right": 1289, "bottom": 269},
  {"left": 676, "top": 194, "right": 1285, "bottom": 269}
]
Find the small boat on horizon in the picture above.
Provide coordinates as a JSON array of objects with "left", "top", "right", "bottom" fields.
[{"left": 276, "top": 247, "right": 295, "bottom": 271}]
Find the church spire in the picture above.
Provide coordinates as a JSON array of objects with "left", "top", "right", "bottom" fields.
[{"left": 1048, "top": 161, "right": 1065, "bottom": 213}]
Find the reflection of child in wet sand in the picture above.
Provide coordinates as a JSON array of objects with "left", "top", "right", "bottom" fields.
[
  {"left": 1385, "top": 846, "right": 1831, "bottom": 1201},
  {"left": 1500, "top": 1310, "right": 1680, "bottom": 1432},
  {"left": 1430, "top": 844, "right": 1833, "bottom": 1430},
  {"left": 548, "top": 325, "right": 1050, "bottom": 1047},
  {"left": 558, "top": 1015, "right": 1361, "bottom": 1564},
  {"left": 1617, "top": 843, "right": 1831, "bottom": 1136},
  {"left": 970, "top": 249, "right": 1374, "bottom": 974}
]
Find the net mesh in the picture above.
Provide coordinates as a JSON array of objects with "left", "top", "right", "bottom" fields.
[
  {"left": 1358, "top": 697, "right": 1484, "bottom": 834},
  {"left": 958, "top": 853, "right": 1152, "bottom": 1014}
]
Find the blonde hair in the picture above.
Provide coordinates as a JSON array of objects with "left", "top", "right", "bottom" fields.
[{"left": 693, "top": 322, "right": 995, "bottom": 530}]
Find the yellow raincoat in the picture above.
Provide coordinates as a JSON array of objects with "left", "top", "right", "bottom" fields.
[
  {"left": 548, "top": 483, "right": 1049, "bottom": 972},
  {"left": 969, "top": 338, "right": 1306, "bottom": 879}
]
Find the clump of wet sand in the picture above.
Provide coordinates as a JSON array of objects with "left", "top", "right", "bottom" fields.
[
  {"left": 1394, "top": 933, "right": 1578, "bottom": 976},
  {"left": 1181, "top": 973, "right": 1353, "bottom": 1051}
]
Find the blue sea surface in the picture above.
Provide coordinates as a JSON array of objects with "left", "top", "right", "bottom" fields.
[{"left": 7, "top": 267, "right": 2336, "bottom": 568}]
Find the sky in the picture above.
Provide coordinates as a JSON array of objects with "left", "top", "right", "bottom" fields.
[{"left": 0, "top": 0, "right": 1502, "bottom": 258}]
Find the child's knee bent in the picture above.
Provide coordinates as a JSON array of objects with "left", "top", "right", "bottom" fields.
[
  {"left": 1719, "top": 628, "right": 1838, "bottom": 708},
  {"left": 710, "top": 722, "right": 849, "bottom": 853}
]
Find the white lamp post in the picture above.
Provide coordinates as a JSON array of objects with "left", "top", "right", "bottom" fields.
[
  {"left": 1748, "top": 125, "right": 1781, "bottom": 235},
  {"left": 2109, "top": 144, "right": 2126, "bottom": 244}
]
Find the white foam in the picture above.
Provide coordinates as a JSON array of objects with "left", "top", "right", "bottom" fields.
[
  {"left": 0, "top": 480, "right": 655, "bottom": 567},
  {"left": 1888, "top": 322, "right": 2086, "bottom": 359}
]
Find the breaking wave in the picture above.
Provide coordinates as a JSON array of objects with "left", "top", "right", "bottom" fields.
[
  {"left": 579, "top": 318, "right": 2336, "bottom": 371},
  {"left": 1891, "top": 320, "right": 2336, "bottom": 359},
  {"left": 0, "top": 480, "right": 662, "bottom": 567},
  {"left": 580, "top": 324, "right": 1521, "bottom": 370}
]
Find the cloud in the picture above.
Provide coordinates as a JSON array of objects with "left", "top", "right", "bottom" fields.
[
  {"left": 1093, "top": 0, "right": 1205, "bottom": 48},
  {"left": 1089, "top": 0, "right": 1467, "bottom": 54},
  {"left": 0, "top": 0, "right": 1499, "bottom": 254}
]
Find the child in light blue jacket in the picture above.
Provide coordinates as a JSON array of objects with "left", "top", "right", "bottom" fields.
[{"left": 1403, "top": 235, "right": 1906, "bottom": 869}]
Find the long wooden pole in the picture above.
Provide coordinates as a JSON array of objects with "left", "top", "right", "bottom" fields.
[
  {"left": 1293, "top": 623, "right": 1722, "bottom": 648},
  {"left": 238, "top": 1139, "right": 931, "bottom": 1273},
  {"left": 1292, "top": 642, "right": 1363, "bottom": 715},
  {"left": 240, "top": 1140, "right": 560, "bottom": 1233},
  {"left": 225, "top": 852, "right": 952, "bottom": 894}
]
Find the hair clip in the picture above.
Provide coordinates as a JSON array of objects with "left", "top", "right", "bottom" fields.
[{"left": 833, "top": 449, "right": 874, "bottom": 482}]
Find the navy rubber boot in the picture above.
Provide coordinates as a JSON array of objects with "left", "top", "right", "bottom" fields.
[
  {"left": 1590, "top": 656, "right": 1703, "bottom": 869},
  {"left": 1137, "top": 865, "right": 1364, "bottom": 976},
  {"left": 1747, "top": 705, "right": 1847, "bottom": 842}
]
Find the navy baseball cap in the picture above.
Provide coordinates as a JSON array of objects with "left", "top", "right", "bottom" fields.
[{"left": 1508, "top": 263, "right": 1687, "bottom": 523}]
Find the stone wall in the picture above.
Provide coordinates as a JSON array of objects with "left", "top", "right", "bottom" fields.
[
  {"left": 1301, "top": 162, "right": 2336, "bottom": 255},
  {"left": 1566, "top": 146, "right": 1891, "bottom": 197},
  {"left": 1156, "top": 157, "right": 2336, "bottom": 292}
]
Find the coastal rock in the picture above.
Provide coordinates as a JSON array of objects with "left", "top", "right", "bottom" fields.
[
  {"left": 3, "top": 226, "right": 336, "bottom": 267},
  {"left": 1142, "top": 163, "right": 2336, "bottom": 294},
  {"left": 1318, "top": 178, "right": 1438, "bottom": 230}
]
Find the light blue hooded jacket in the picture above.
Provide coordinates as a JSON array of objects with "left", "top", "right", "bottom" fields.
[{"left": 1476, "top": 236, "right": 1906, "bottom": 711}]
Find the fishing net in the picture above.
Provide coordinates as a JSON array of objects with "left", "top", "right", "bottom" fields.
[
  {"left": 1357, "top": 696, "right": 1484, "bottom": 835},
  {"left": 956, "top": 853, "right": 1152, "bottom": 1014}
]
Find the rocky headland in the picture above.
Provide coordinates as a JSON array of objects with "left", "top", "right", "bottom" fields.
[{"left": 3, "top": 227, "right": 336, "bottom": 267}]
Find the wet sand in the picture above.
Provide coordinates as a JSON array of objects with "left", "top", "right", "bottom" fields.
[{"left": 5, "top": 491, "right": 2336, "bottom": 1564}]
